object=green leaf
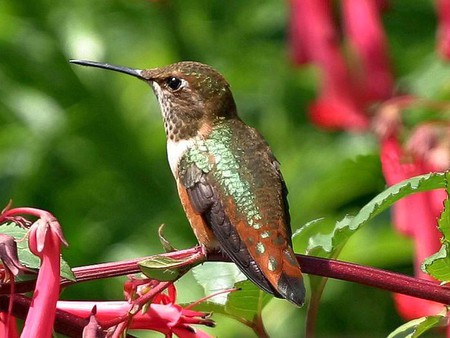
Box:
[422,244,450,283]
[387,310,448,338]
[192,262,246,305]
[224,280,272,322]
[292,218,325,240]
[308,172,446,259]
[158,224,177,252]
[192,263,272,323]
[139,254,203,282]
[190,280,272,323]
[61,258,76,281]
[422,172,450,282]
[187,300,229,318]
[0,222,76,281]
[436,186,450,240]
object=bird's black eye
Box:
[166,77,182,91]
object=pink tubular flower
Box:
[0,312,19,338]
[0,207,68,338]
[436,0,450,60]
[0,233,30,338]
[342,0,394,102]
[19,211,67,338]
[309,96,369,131]
[380,135,446,320]
[381,136,425,236]
[394,294,444,321]
[57,284,214,337]
[289,0,369,130]
[288,0,313,65]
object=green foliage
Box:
[387,310,448,338]
[191,279,272,335]
[304,172,446,259]
[224,280,272,322]
[139,254,203,282]
[422,244,450,283]
[422,173,450,282]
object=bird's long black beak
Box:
[69,59,145,80]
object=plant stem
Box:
[296,254,450,304]
[253,311,270,338]
[2,249,450,337]
[64,251,450,305]
[304,276,328,338]
[2,249,450,306]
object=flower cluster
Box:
[0,207,214,337]
[289,0,393,130]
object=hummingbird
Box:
[70,59,306,306]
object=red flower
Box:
[0,207,67,338]
[22,214,67,338]
[436,0,450,60]
[57,284,214,337]
[380,135,446,320]
[394,294,444,320]
[289,0,371,130]
[309,96,369,131]
[0,312,19,338]
[342,0,393,102]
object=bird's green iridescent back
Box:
[180,119,289,236]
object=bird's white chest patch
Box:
[166,139,195,177]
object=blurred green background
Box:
[0,0,447,336]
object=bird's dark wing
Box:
[179,162,278,296]
[271,158,292,243]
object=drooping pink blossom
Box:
[20,213,67,338]
[393,294,444,321]
[57,291,214,337]
[58,281,214,336]
[342,0,394,102]
[309,96,369,131]
[289,0,369,131]
[288,0,318,65]
[436,0,450,60]
[381,136,424,236]
[0,234,27,338]
[0,207,68,338]
[0,312,19,338]
[406,122,450,172]
[380,135,446,319]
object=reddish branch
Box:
[297,255,450,304]
[1,248,449,304]
[1,248,449,337]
